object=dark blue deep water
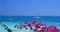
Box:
[0,16,60,22]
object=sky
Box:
[0,0,60,16]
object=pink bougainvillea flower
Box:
[34,29,38,32]
[14,20,59,32]
[32,20,37,24]
[24,22,28,24]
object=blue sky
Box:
[0,0,60,16]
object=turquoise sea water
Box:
[0,16,60,32]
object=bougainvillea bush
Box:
[14,20,59,32]
[0,20,60,32]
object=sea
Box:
[0,16,60,32]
